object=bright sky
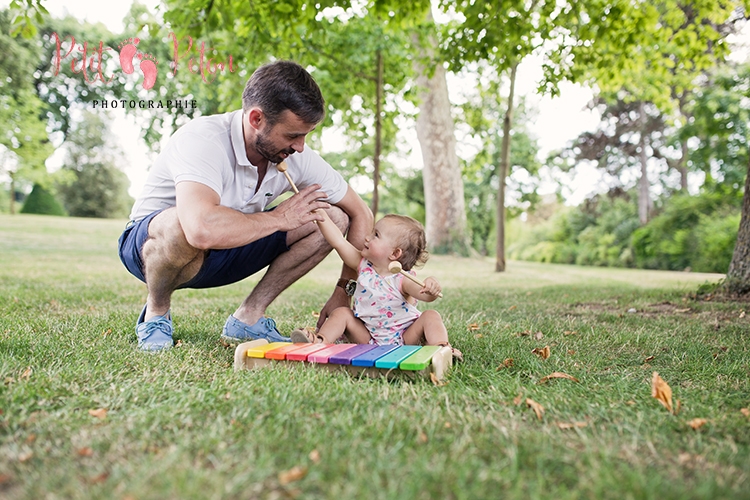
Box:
[15,0,750,203]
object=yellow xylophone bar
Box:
[233,340,453,382]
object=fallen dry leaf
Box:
[474,333,484,339]
[534,332,544,340]
[740,408,749,418]
[77,447,94,457]
[675,399,682,415]
[25,434,36,444]
[539,372,579,384]
[18,451,33,463]
[444,422,452,428]
[526,398,545,420]
[644,355,655,363]
[174,339,183,347]
[531,346,551,360]
[468,323,480,331]
[308,449,320,463]
[651,372,673,413]
[556,421,587,430]
[567,350,576,355]
[675,308,691,313]
[430,372,447,387]
[417,432,428,444]
[311,311,320,318]
[20,366,32,380]
[102,329,112,337]
[513,392,523,406]
[278,465,308,485]
[563,331,577,336]
[88,408,108,419]
[508,305,517,311]
[740,310,746,319]
[518,330,531,337]
[496,358,514,371]
[688,418,708,430]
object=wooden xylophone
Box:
[233,340,453,382]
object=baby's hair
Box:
[381,214,428,271]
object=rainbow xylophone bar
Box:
[233,340,453,382]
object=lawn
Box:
[1,214,748,500]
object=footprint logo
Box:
[137,53,158,90]
[117,38,140,74]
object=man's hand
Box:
[273,184,330,231]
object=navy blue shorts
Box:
[117,209,290,289]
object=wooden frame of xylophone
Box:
[234,340,453,382]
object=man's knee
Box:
[327,205,350,235]
[143,208,202,264]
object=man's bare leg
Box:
[140,208,206,321]
[232,205,349,325]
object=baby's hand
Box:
[421,277,442,297]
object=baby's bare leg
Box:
[402,310,448,346]
[317,306,371,344]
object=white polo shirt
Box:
[129,110,349,221]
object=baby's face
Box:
[362,218,400,265]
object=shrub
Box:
[20,184,66,216]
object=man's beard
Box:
[255,131,295,164]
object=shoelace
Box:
[139,317,172,341]
[261,318,277,331]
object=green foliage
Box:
[19,183,66,215]
[510,190,740,273]
[632,192,741,273]
[55,112,133,219]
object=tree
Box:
[56,112,133,218]
[20,183,65,215]
[0,9,53,214]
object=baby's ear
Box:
[390,248,403,260]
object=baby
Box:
[291,212,462,360]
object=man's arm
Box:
[175,181,330,250]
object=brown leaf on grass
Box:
[278,465,308,485]
[88,408,108,419]
[518,330,531,337]
[430,372,447,387]
[496,358,514,371]
[556,421,588,430]
[567,350,576,355]
[468,323,480,331]
[740,408,749,418]
[18,451,33,463]
[311,311,320,318]
[25,434,36,444]
[534,331,544,340]
[644,355,655,363]
[563,330,577,336]
[20,366,32,380]
[651,372,673,413]
[102,329,112,337]
[688,418,708,430]
[308,449,321,463]
[508,305,517,311]
[513,392,523,406]
[474,334,484,339]
[77,447,94,457]
[526,398,545,420]
[739,310,746,319]
[531,346,551,360]
[538,372,579,384]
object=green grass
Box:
[1,214,749,500]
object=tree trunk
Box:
[496,62,518,272]
[638,101,651,224]
[679,140,688,191]
[372,49,383,217]
[10,175,16,215]
[726,160,750,294]
[414,32,469,254]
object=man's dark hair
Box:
[242,60,325,126]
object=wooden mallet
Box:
[276,161,299,194]
[388,261,443,298]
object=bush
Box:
[20,184,66,216]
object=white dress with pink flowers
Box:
[352,258,421,345]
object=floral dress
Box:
[352,258,421,345]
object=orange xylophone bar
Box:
[233,340,453,382]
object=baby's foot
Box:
[137,53,158,90]
[117,38,140,74]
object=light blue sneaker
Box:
[136,305,173,351]
[221,315,290,345]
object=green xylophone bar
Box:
[233,340,453,382]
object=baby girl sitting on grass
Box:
[291,211,462,361]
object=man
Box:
[118,60,372,351]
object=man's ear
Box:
[247,108,264,131]
[390,248,403,261]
